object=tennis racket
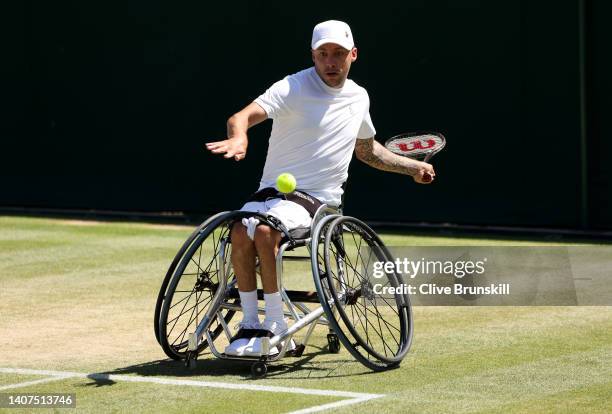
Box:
[384,131,446,182]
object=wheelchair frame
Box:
[154,204,413,377]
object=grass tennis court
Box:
[1,216,611,413]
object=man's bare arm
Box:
[206,102,268,161]
[354,137,436,184]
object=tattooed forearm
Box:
[354,138,424,176]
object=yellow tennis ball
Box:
[276,173,296,193]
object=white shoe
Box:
[241,319,296,356]
[224,321,261,356]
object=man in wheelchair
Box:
[205,20,435,357]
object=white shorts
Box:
[240,199,312,230]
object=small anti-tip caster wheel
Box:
[327,333,341,353]
[293,344,306,357]
[251,361,267,378]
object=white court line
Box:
[0,368,384,413]
[0,375,72,391]
[286,395,379,414]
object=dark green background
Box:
[2,1,611,230]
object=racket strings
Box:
[385,133,445,160]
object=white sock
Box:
[239,290,259,326]
[263,292,285,326]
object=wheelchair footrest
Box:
[227,288,320,303]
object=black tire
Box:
[157,211,250,360]
[313,216,413,371]
[327,333,341,353]
[251,361,267,377]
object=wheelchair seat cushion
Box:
[279,226,311,245]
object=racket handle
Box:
[424,151,433,163]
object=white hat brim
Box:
[312,37,353,51]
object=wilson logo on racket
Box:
[395,139,436,153]
[384,132,446,162]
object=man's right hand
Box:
[205,135,248,161]
[412,161,436,184]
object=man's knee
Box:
[253,225,280,251]
[231,222,252,249]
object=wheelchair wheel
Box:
[154,211,230,344]
[157,211,242,360]
[313,216,413,371]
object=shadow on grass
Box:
[85,345,380,386]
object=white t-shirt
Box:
[254,67,376,206]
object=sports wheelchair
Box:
[154,204,413,377]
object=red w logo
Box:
[397,139,435,152]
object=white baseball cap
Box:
[311,20,354,51]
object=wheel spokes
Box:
[164,222,233,351]
[324,217,408,364]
